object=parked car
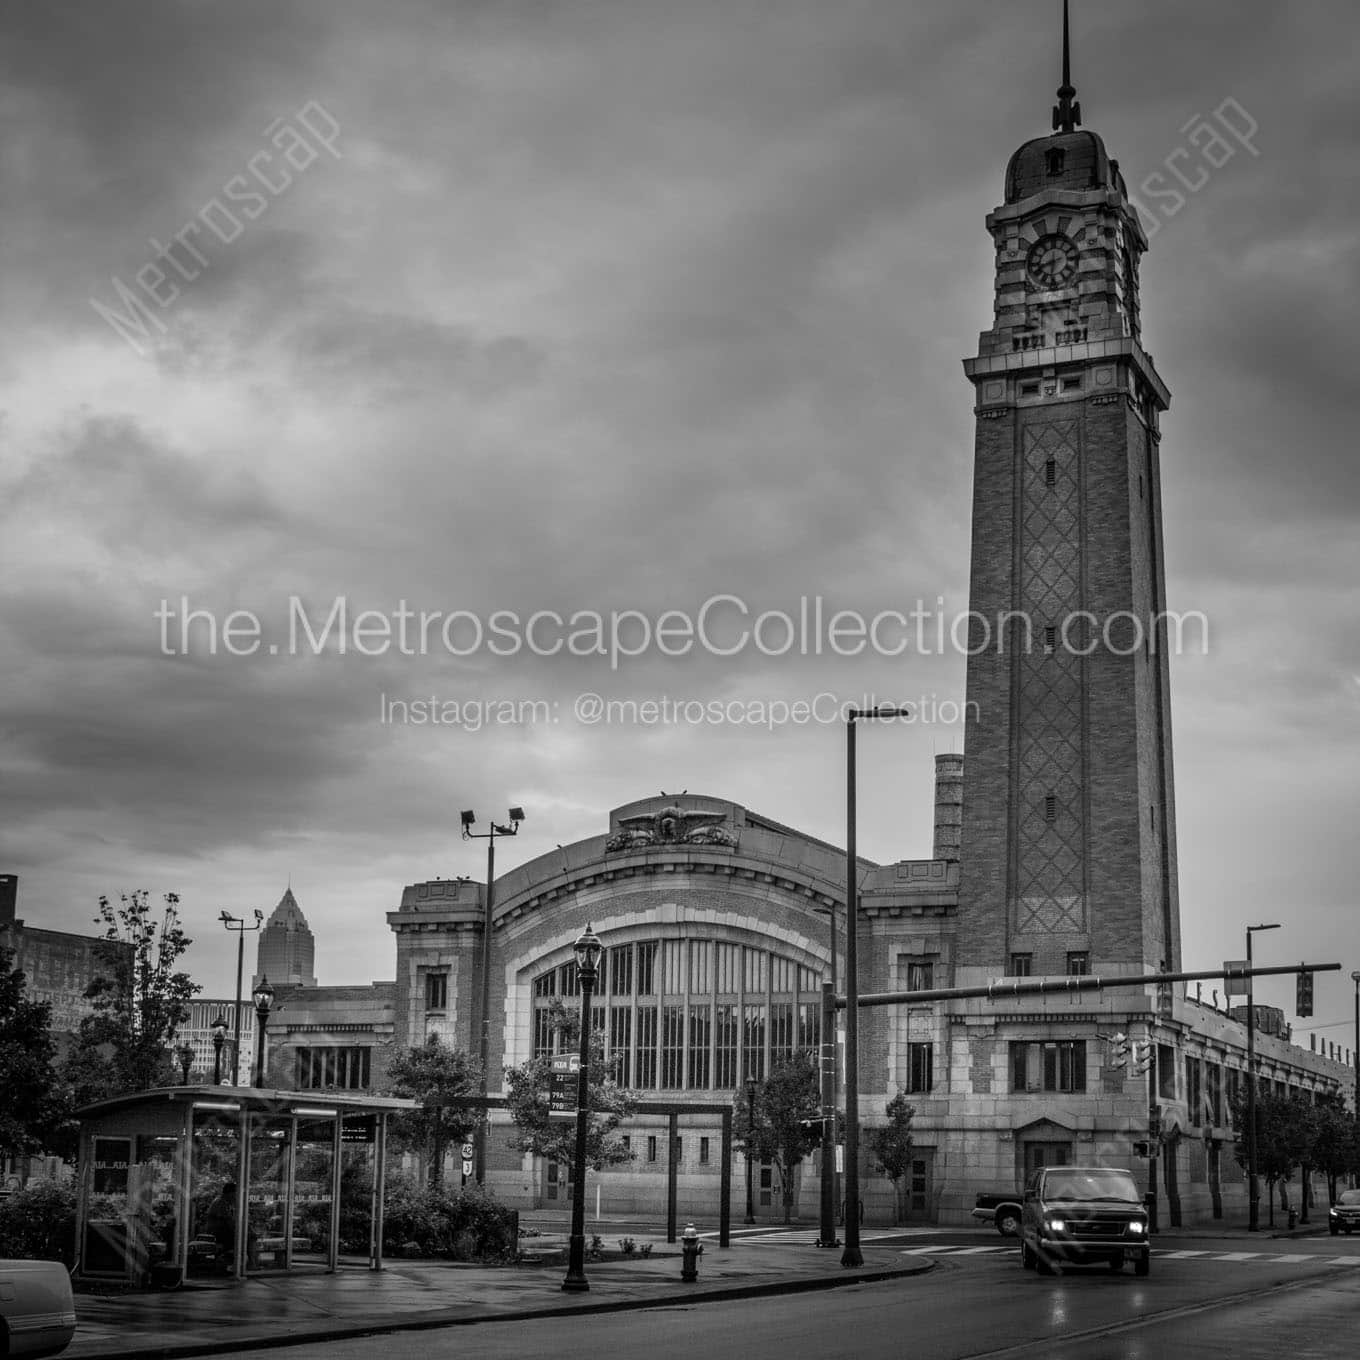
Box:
[0,1259,77,1357]
[1019,1166,1150,1277]
[1328,1188,1360,1236]
[971,1192,1023,1236]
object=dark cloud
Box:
[1,0,1356,1002]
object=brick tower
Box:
[956,5,1180,981]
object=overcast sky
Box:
[2,1,1357,1035]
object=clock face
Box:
[1026,234,1080,289]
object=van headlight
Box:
[1045,1217,1065,1233]
[1127,1221,1147,1235]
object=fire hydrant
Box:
[1288,1207,1297,1230]
[680,1222,703,1281]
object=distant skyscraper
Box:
[253,887,317,988]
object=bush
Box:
[0,1181,77,1266]
[379,1176,516,1262]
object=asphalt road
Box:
[229,1230,1360,1360]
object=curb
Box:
[68,1258,938,1360]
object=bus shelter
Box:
[74,1086,419,1287]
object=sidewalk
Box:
[65,1227,935,1360]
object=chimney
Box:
[932,753,964,861]
[0,874,16,929]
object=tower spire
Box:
[1052,0,1082,133]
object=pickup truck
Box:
[970,1192,1022,1236]
[0,1259,77,1357]
[1019,1166,1150,1276]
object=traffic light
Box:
[1133,1140,1150,1158]
[1296,969,1314,1018]
[1134,1040,1154,1075]
[1109,1032,1129,1066]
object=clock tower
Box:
[956,4,1180,981]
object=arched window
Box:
[530,937,823,1090]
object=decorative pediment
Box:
[605,804,738,853]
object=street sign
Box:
[461,1159,473,1177]
[460,1142,474,1160]
[1223,960,1250,998]
[549,1053,580,1119]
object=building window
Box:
[1010,953,1033,977]
[1021,381,1040,395]
[1206,1061,1222,1125]
[424,972,447,1011]
[1187,1057,1202,1125]
[688,1005,712,1088]
[610,945,633,997]
[699,1136,710,1165]
[1011,1040,1085,1093]
[1061,376,1080,391]
[622,1135,631,1154]
[906,1042,934,1094]
[295,1046,371,1091]
[530,939,821,1093]
[1044,793,1057,823]
[714,1003,739,1088]
[1044,625,1056,653]
[1158,1045,1178,1101]
[647,1135,657,1163]
[1045,458,1056,487]
[1066,952,1088,976]
[1045,148,1065,175]
[906,960,933,992]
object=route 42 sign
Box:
[549,1054,580,1118]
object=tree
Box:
[0,948,60,1162]
[1230,1089,1311,1225]
[1309,1091,1360,1206]
[737,1053,823,1224]
[869,1093,916,1224]
[59,891,200,1104]
[503,1000,635,1170]
[386,1036,482,1187]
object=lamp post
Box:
[252,976,274,1089]
[462,806,525,1185]
[562,924,602,1293]
[211,1015,228,1085]
[220,909,264,1084]
[842,705,906,1268]
[744,1077,758,1225]
[176,1042,195,1085]
[1246,923,1280,1231]
[1351,971,1360,1121]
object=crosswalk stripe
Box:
[953,1245,1010,1255]
[898,1245,961,1254]
[1157,1250,1211,1258]
[1201,1251,1262,1260]
[1327,1256,1360,1266]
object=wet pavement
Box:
[64,1214,1343,1359]
[65,1222,934,1359]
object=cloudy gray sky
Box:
[2,1,1357,1033]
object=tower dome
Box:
[1003,1,1128,206]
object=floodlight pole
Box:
[463,807,525,1185]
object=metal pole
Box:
[1352,972,1360,1118]
[817,982,838,1247]
[234,931,245,1083]
[475,833,496,1186]
[841,717,862,1267]
[562,968,595,1292]
[1246,929,1259,1232]
[744,1083,756,1224]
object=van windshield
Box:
[1043,1169,1140,1203]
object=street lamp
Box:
[562,924,602,1294]
[744,1077,758,1225]
[463,806,525,1185]
[1246,923,1280,1232]
[211,1015,228,1085]
[220,909,264,1083]
[176,1042,195,1085]
[842,705,906,1268]
[252,976,274,1088]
